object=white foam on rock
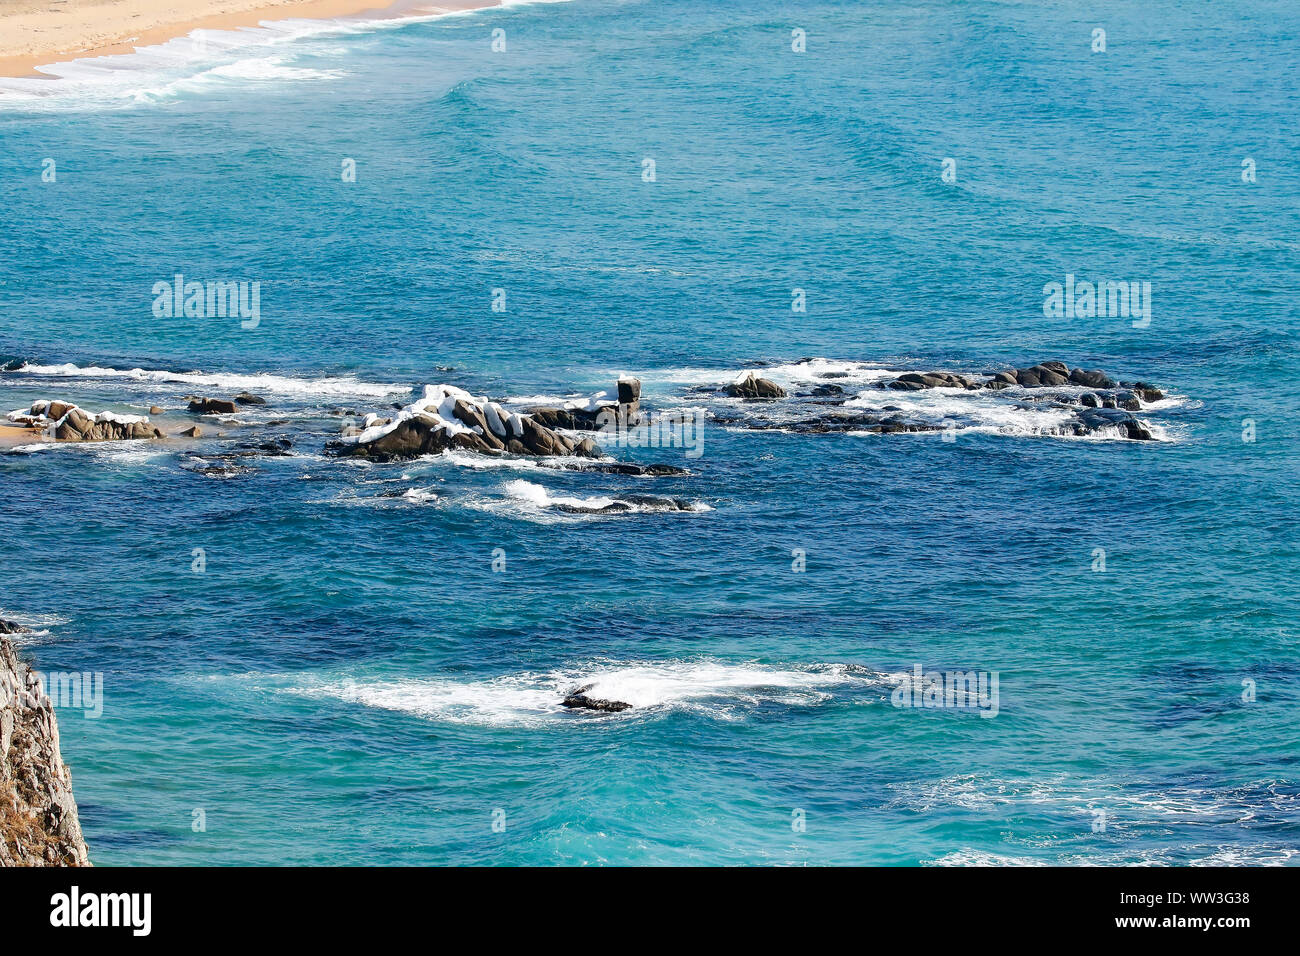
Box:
[339,384,518,446]
[285,659,887,727]
[494,479,712,518]
[8,401,151,438]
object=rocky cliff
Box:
[0,621,91,866]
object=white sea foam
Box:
[399,486,439,504]
[287,659,885,727]
[312,485,442,508]
[3,437,167,463]
[484,479,712,520]
[8,361,407,400]
[889,773,1296,825]
[0,2,573,110]
[929,844,1298,867]
[759,357,898,386]
[928,851,1049,867]
[425,450,542,470]
[0,609,65,644]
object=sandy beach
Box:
[0,423,43,448]
[0,0,498,77]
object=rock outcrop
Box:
[562,686,632,713]
[717,360,1165,441]
[724,370,787,399]
[527,377,643,431]
[6,402,163,442]
[187,397,238,415]
[330,385,603,463]
[1,623,91,867]
[888,371,980,391]
[982,361,1115,390]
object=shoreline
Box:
[0,0,501,79]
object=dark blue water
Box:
[1,0,1297,864]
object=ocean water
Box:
[1,0,1298,865]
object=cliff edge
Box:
[0,621,91,866]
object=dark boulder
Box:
[1069,368,1116,389]
[985,361,1072,388]
[187,397,238,415]
[233,392,266,406]
[552,462,688,476]
[724,371,787,399]
[1123,381,1165,403]
[1079,408,1153,441]
[528,377,644,432]
[561,687,632,713]
[528,407,599,431]
[887,371,979,391]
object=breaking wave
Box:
[283,659,890,727]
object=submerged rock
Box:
[549,462,688,477]
[551,493,695,514]
[1,628,91,866]
[233,392,266,406]
[182,460,256,478]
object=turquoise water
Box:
[1,0,1298,865]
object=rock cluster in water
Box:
[724,370,787,399]
[0,621,91,867]
[6,401,163,442]
[330,381,648,463]
[528,376,644,430]
[186,392,266,414]
[716,359,1164,441]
